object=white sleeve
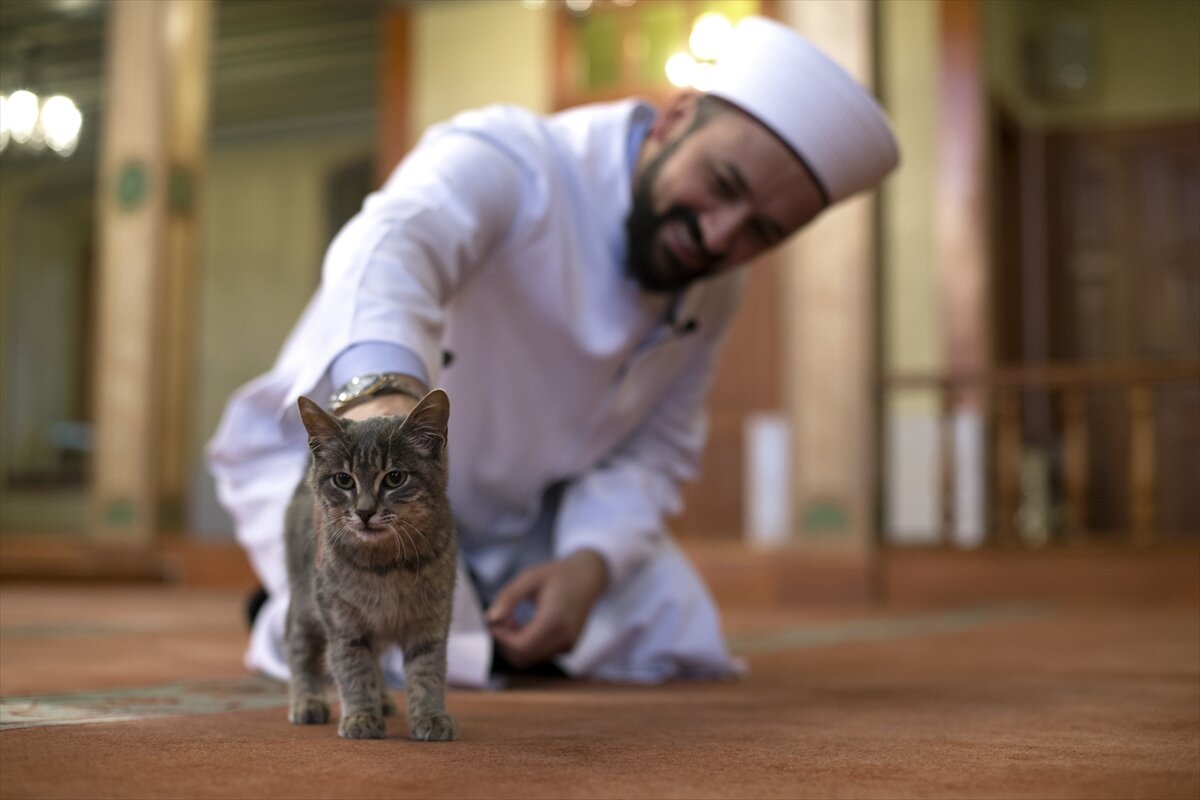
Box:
[316,125,537,386]
[551,304,738,587]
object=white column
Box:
[90,0,212,542]
[158,0,213,533]
[780,0,880,555]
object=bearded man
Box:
[209,16,900,687]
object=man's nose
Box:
[699,202,751,257]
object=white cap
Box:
[708,16,900,205]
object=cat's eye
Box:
[383,470,408,489]
[331,472,355,490]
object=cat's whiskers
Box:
[397,521,432,572]
[315,515,341,548]
[385,519,409,566]
[399,520,432,554]
[318,515,354,551]
[391,520,420,571]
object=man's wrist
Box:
[330,372,429,416]
[565,548,610,592]
[339,393,420,421]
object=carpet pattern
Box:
[2,604,1050,732]
[1,567,1198,799]
[1,677,286,731]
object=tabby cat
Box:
[285,390,458,741]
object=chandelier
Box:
[0,89,83,157]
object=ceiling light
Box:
[7,90,40,144]
[0,90,83,157]
[42,95,83,155]
[689,13,734,62]
[665,53,697,89]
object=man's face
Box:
[626,95,826,294]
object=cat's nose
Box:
[356,510,373,526]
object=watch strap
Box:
[329,373,426,414]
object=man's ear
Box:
[648,90,700,144]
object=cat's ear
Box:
[400,389,449,458]
[297,396,344,453]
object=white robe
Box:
[208,100,747,687]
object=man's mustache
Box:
[656,205,719,269]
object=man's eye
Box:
[712,173,735,198]
[383,470,408,489]
[331,473,355,490]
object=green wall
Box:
[984,0,1200,128]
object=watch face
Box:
[336,374,377,406]
[332,373,416,410]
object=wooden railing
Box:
[884,360,1200,548]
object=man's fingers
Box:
[487,556,601,669]
[485,565,545,625]
[492,607,564,669]
[489,566,565,668]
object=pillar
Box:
[90,0,212,542]
[780,0,881,555]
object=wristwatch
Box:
[329,373,425,414]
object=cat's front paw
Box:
[338,711,387,740]
[289,696,330,725]
[409,712,458,742]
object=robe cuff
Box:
[329,341,430,393]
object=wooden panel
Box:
[1047,123,1200,534]
[1129,385,1157,543]
[676,255,784,539]
[375,7,411,186]
[938,0,990,403]
[1060,389,1089,542]
[886,362,1200,543]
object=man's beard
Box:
[624,147,717,294]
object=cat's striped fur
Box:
[284,390,458,741]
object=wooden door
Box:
[995,117,1200,535]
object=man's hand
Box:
[486,550,609,670]
[339,393,420,421]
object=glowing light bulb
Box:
[0,94,9,152]
[665,52,697,89]
[7,90,40,144]
[42,94,82,155]
[689,12,733,62]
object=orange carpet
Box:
[1,551,1198,799]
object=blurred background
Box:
[0,0,1196,592]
